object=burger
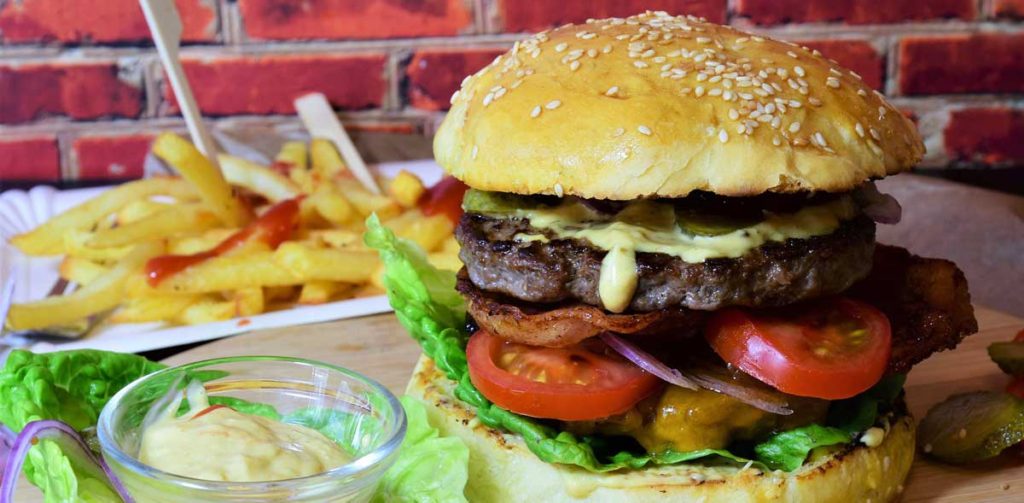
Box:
[388,11,977,502]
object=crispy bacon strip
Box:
[458,271,705,348]
[848,245,978,374]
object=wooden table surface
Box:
[16,306,1024,501]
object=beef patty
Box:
[457,213,876,311]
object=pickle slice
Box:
[462,189,545,214]
[988,342,1024,376]
[674,208,764,236]
[917,391,1024,464]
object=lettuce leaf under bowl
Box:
[0,350,163,503]
[364,215,905,473]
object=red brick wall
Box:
[0,0,1021,185]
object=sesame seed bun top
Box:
[433,11,925,198]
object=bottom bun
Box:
[406,354,914,503]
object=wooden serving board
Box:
[14,307,1024,501]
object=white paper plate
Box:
[0,159,443,354]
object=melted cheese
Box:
[499,197,856,312]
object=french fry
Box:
[297,281,348,304]
[152,133,251,227]
[11,177,196,256]
[310,138,346,177]
[168,228,236,255]
[111,294,200,323]
[276,141,308,171]
[389,170,427,208]
[336,178,401,219]
[59,257,110,286]
[427,250,463,272]
[384,210,454,252]
[232,287,264,316]
[264,285,297,303]
[7,241,164,330]
[273,242,379,283]
[307,229,363,249]
[176,297,236,325]
[63,230,134,262]
[218,154,301,203]
[352,284,385,298]
[116,200,172,226]
[154,251,303,293]
[87,204,219,248]
[308,184,355,225]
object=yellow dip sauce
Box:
[139,383,349,482]
[476,195,856,313]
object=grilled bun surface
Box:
[407,355,914,503]
[434,11,924,199]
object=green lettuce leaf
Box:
[753,424,850,471]
[372,396,470,503]
[0,349,164,503]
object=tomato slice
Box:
[705,298,892,400]
[420,176,468,225]
[466,330,661,421]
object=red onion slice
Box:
[599,333,792,415]
[1,420,133,503]
[856,183,902,224]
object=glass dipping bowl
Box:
[97,356,406,503]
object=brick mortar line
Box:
[2,95,1020,136]
[3,22,1023,65]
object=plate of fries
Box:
[0,133,458,354]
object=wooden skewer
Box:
[139,0,220,163]
[294,93,382,195]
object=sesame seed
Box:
[878,106,887,117]
[739,92,754,100]
[555,42,568,52]
[809,97,822,106]
[638,125,652,136]
[545,100,561,110]
[719,129,729,143]
[471,145,478,159]
[850,70,863,80]
[554,183,564,197]
[773,136,782,146]
[855,123,865,137]
[814,132,827,147]
[723,90,734,101]
[642,49,656,58]
[530,106,541,118]
[794,66,806,77]
[653,56,667,63]
[857,89,868,97]
[787,51,799,59]
[870,127,881,140]
[752,36,764,42]
[697,36,711,44]
[569,60,581,71]
[789,100,802,108]
[633,60,649,69]
[826,77,841,88]
[729,109,739,120]
[510,79,523,89]
[695,86,705,97]
[708,88,723,96]
[789,122,802,133]
[581,32,596,40]
[482,93,494,106]
[530,48,541,58]
[602,44,613,54]
[606,86,619,96]
[771,116,781,128]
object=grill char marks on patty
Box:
[456,213,877,312]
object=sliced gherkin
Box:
[917,391,1024,464]
[674,207,765,236]
[988,342,1024,376]
[461,189,545,214]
